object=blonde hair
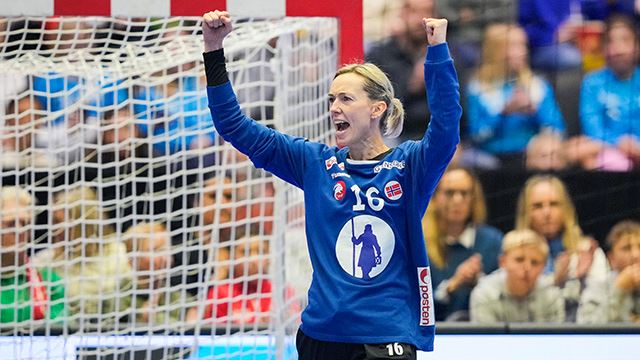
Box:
[123,221,168,252]
[502,228,549,258]
[476,23,533,89]
[423,167,488,268]
[53,186,115,257]
[515,175,582,252]
[335,63,405,138]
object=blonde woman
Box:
[33,186,132,323]
[466,23,565,165]
[515,175,608,321]
[423,167,502,321]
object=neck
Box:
[613,67,635,81]
[444,221,467,238]
[349,136,389,161]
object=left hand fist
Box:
[422,18,448,46]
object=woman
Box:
[515,175,608,322]
[580,14,640,168]
[466,23,565,167]
[202,10,460,358]
[423,167,502,321]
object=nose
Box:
[330,100,341,114]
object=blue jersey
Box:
[207,43,461,351]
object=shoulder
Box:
[472,270,505,301]
[37,268,63,283]
[475,224,503,241]
[582,69,610,86]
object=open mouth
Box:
[335,121,350,132]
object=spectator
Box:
[423,167,503,321]
[1,186,65,323]
[366,0,436,142]
[85,102,169,232]
[435,0,517,68]
[122,221,193,325]
[577,220,640,323]
[518,0,583,70]
[466,23,566,169]
[579,14,640,168]
[470,229,565,323]
[199,235,296,325]
[515,175,608,321]
[525,130,569,171]
[32,186,132,323]
[1,95,56,169]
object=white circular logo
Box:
[335,215,395,279]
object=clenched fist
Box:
[422,18,448,46]
[202,10,233,52]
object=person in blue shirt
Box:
[580,14,640,168]
[201,10,461,359]
[466,23,566,168]
[422,167,503,321]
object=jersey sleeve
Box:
[207,83,314,188]
[409,43,462,200]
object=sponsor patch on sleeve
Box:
[417,267,435,326]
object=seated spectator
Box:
[365,0,435,142]
[518,0,583,70]
[577,220,640,323]
[435,0,517,68]
[525,130,569,171]
[122,221,193,325]
[1,186,65,323]
[85,102,169,232]
[579,14,640,169]
[200,235,295,325]
[1,94,55,169]
[32,186,132,323]
[515,175,608,321]
[466,23,565,168]
[133,65,215,156]
[470,229,565,323]
[423,167,503,321]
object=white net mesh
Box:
[0,15,337,359]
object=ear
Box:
[370,100,387,120]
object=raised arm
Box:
[202,11,311,188]
[412,18,461,197]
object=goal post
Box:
[0,1,362,359]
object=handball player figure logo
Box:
[351,224,382,280]
[202,8,460,358]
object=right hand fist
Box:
[422,18,448,46]
[202,10,233,51]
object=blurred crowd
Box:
[1,0,640,332]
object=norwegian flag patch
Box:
[384,181,403,200]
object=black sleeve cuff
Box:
[203,49,229,86]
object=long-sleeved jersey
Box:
[206,43,461,351]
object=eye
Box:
[328,96,335,104]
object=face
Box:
[528,181,565,240]
[129,232,172,289]
[501,245,546,298]
[606,24,638,77]
[0,200,32,268]
[3,97,37,151]
[506,28,529,73]
[103,107,138,159]
[401,0,435,44]
[201,177,247,226]
[435,170,474,226]
[232,238,269,278]
[526,136,567,171]
[609,233,640,272]
[329,73,381,149]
